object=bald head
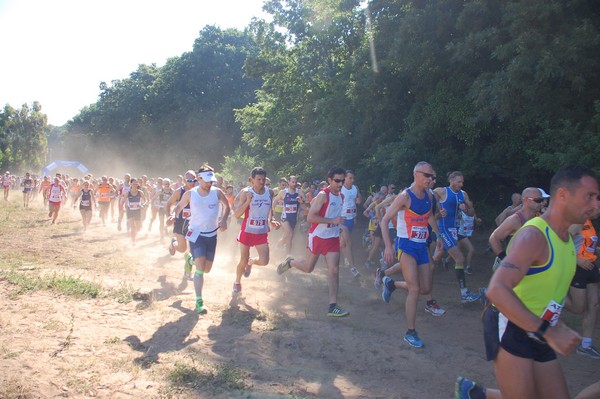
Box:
[521,187,541,199]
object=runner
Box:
[39,176,51,207]
[274,175,307,256]
[489,188,544,271]
[378,162,444,347]
[457,164,599,399]
[340,170,363,277]
[567,207,600,359]
[48,176,66,224]
[233,167,280,296]
[96,176,113,226]
[172,165,230,313]
[457,207,482,275]
[276,166,350,317]
[21,172,34,208]
[73,180,95,232]
[153,178,173,239]
[165,170,197,277]
[494,192,522,226]
[2,171,11,201]
[122,178,146,246]
[433,171,480,303]
[117,174,132,231]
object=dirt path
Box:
[0,194,597,398]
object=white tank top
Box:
[309,188,343,239]
[49,184,63,202]
[341,185,358,220]
[242,187,271,234]
[189,187,220,237]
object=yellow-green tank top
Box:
[509,217,576,320]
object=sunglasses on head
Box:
[528,197,545,203]
[333,178,345,183]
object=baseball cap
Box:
[537,188,550,198]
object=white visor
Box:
[198,171,217,182]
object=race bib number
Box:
[185,228,200,243]
[81,200,90,207]
[540,300,563,326]
[345,208,357,215]
[284,204,297,213]
[181,209,191,219]
[449,228,458,240]
[100,192,109,199]
[409,226,428,243]
[129,202,141,210]
[249,218,267,227]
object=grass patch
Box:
[0,270,101,299]
[0,377,34,399]
[167,359,248,394]
[106,282,137,304]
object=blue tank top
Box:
[282,190,299,222]
[439,186,464,229]
[176,186,191,220]
[406,188,431,215]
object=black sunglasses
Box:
[527,197,545,203]
[416,171,435,179]
[333,178,345,183]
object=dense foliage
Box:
[0,102,48,173]
[4,0,599,213]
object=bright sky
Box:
[0,0,268,126]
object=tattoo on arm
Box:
[498,261,520,271]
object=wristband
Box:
[498,250,506,259]
[438,233,445,239]
[528,319,550,343]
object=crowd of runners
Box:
[2,162,600,398]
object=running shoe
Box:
[350,267,360,278]
[403,330,424,348]
[327,305,349,317]
[232,282,242,296]
[454,376,477,399]
[382,276,396,303]
[465,265,473,275]
[169,237,177,256]
[576,345,600,359]
[277,256,293,275]
[243,264,252,278]
[460,290,481,303]
[195,298,207,314]
[425,300,446,316]
[374,267,384,290]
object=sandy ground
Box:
[0,192,598,398]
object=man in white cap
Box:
[173,165,230,313]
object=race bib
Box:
[540,300,563,327]
[100,192,109,199]
[585,236,598,254]
[129,202,141,210]
[249,218,267,227]
[81,200,90,207]
[449,228,458,240]
[181,209,191,219]
[409,226,428,243]
[185,228,201,243]
[284,204,297,213]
